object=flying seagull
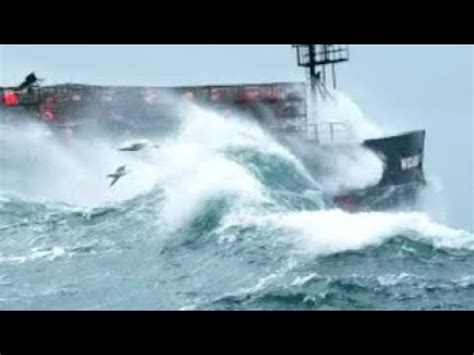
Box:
[107,165,127,187]
[117,139,160,152]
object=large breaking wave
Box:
[0,93,472,310]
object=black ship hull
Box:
[333,130,426,211]
[273,129,426,212]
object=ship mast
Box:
[293,45,349,137]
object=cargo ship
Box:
[0,45,426,211]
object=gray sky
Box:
[1,45,472,230]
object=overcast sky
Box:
[1,45,472,230]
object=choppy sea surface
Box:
[1,101,473,310]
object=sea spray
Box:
[0,95,471,310]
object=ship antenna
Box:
[293,45,349,139]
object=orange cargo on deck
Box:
[2,91,20,106]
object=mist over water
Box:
[0,94,473,310]
[313,91,383,142]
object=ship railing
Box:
[305,122,353,144]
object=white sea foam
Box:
[273,209,474,255]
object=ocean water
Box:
[0,101,473,310]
